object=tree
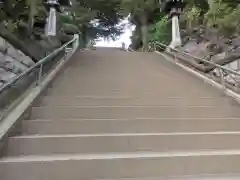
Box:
[204,0,240,38]
[184,6,201,30]
[0,0,126,57]
[185,0,209,11]
[149,15,171,45]
[25,0,47,34]
[121,0,159,51]
[59,0,124,47]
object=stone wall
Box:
[0,37,35,87]
[180,37,240,86]
[181,37,240,67]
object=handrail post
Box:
[37,64,43,85]
[173,48,177,60]
[153,43,156,51]
[64,47,68,59]
[73,34,79,50]
[218,67,226,91]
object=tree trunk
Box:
[27,0,38,36]
[28,4,34,35]
[81,27,88,48]
[140,14,148,52]
[207,0,213,9]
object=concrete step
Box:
[72,175,240,180]
[2,50,240,180]
[36,96,235,107]
[166,175,240,179]
[44,89,222,98]
[30,106,240,119]
[44,82,224,96]
[6,133,240,156]
[22,118,240,135]
[1,151,240,180]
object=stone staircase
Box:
[1,48,240,179]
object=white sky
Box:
[95,18,135,48]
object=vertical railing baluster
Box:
[37,64,43,85]
[218,68,226,91]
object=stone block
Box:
[0,37,7,53]
[0,68,16,82]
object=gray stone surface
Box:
[186,42,208,57]
[0,68,15,82]
[2,48,240,179]
[0,36,35,87]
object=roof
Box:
[161,0,186,13]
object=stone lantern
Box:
[161,0,186,48]
[44,0,72,36]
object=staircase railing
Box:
[151,41,240,97]
[0,34,79,120]
[127,46,135,52]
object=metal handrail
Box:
[0,35,79,93]
[152,41,240,77]
[127,44,136,52]
[151,41,240,93]
[127,47,135,52]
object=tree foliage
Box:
[204,0,240,37]
[149,16,171,45]
[2,0,240,53]
[184,6,201,29]
[0,0,125,59]
[147,0,240,48]
[121,0,159,51]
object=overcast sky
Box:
[95,18,135,48]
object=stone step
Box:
[1,151,240,180]
[6,133,240,156]
[36,96,235,107]
[30,106,240,119]
[2,49,240,180]
[22,118,240,135]
[44,84,224,96]
[71,175,240,180]
[44,90,222,98]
